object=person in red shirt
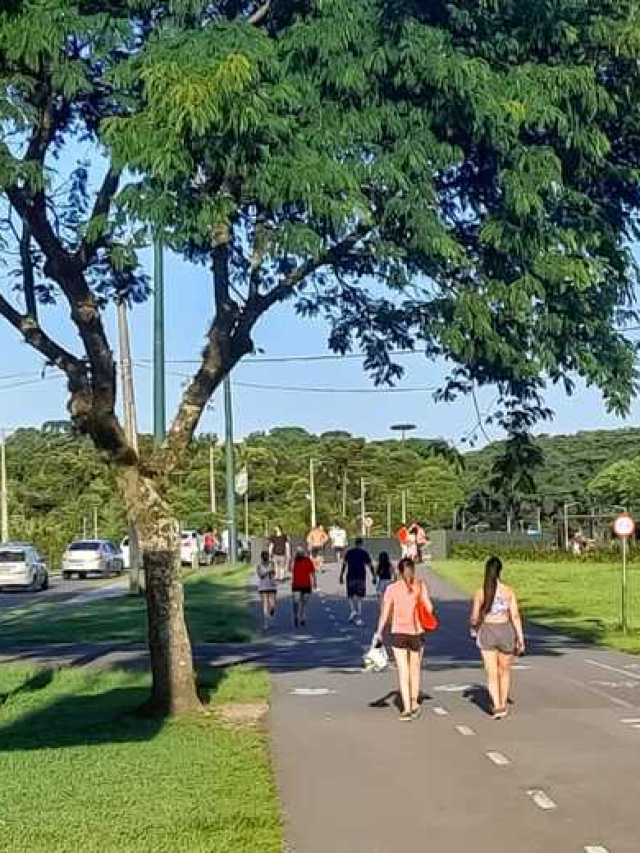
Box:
[291,548,317,628]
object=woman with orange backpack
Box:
[373,557,436,721]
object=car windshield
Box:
[0,550,25,563]
[68,542,101,552]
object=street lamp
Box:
[390,423,416,524]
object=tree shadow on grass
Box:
[0,664,245,753]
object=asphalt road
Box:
[267,563,640,853]
[0,574,125,610]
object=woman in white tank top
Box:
[470,556,525,719]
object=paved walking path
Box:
[3,563,640,851]
[266,563,640,853]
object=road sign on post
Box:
[613,512,635,634]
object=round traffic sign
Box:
[614,513,636,539]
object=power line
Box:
[134,349,429,366]
[234,381,438,394]
[0,375,63,392]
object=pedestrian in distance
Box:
[340,537,375,626]
[291,547,317,629]
[328,521,348,566]
[256,550,278,631]
[307,523,329,571]
[375,551,394,598]
[469,556,525,720]
[269,525,291,582]
[374,557,434,721]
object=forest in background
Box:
[4,423,640,567]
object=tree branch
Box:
[19,221,37,318]
[248,1,270,25]
[76,167,121,268]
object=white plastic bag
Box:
[363,638,389,672]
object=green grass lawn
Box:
[436,559,640,655]
[0,664,280,853]
[0,565,255,645]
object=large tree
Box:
[2,0,640,714]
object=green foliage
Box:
[451,542,636,564]
[466,427,640,522]
[3,426,465,558]
[588,458,640,506]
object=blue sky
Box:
[2,245,639,445]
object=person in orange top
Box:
[291,548,317,629]
[374,557,434,721]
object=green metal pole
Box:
[224,375,237,563]
[153,237,166,445]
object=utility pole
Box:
[360,478,366,537]
[93,506,98,539]
[341,468,348,519]
[401,488,407,525]
[386,495,392,538]
[117,301,142,594]
[309,459,317,528]
[224,375,237,563]
[0,431,8,542]
[209,444,217,515]
[153,237,166,444]
[244,468,250,542]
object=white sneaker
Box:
[348,612,357,623]
[355,617,363,627]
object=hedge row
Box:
[450,542,639,564]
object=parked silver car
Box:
[61,539,124,580]
[0,542,49,591]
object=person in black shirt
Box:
[268,526,291,581]
[340,537,375,626]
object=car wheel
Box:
[79,572,87,580]
[62,572,71,581]
[41,574,49,591]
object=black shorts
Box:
[292,586,312,596]
[346,578,366,598]
[310,547,322,558]
[391,633,424,652]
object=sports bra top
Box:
[487,587,511,618]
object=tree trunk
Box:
[117,466,202,716]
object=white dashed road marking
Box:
[290,688,337,696]
[433,707,449,716]
[585,847,610,853]
[620,718,640,724]
[455,725,475,736]
[527,790,557,810]
[486,751,510,766]
[433,684,472,693]
[585,659,640,681]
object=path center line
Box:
[527,789,557,810]
[486,751,510,766]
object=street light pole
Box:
[360,478,366,537]
[153,236,166,445]
[401,488,407,525]
[209,444,217,515]
[224,375,237,564]
[309,459,317,528]
[0,431,8,542]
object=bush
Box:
[450,542,638,563]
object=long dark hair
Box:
[377,551,391,577]
[480,556,502,620]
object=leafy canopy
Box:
[1,0,640,439]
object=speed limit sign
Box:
[614,513,636,539]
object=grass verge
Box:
[0,664,280,853]
[0,565,255,645]
[436,559,640,655]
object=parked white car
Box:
[61,540,124,580]
[0,543,49,591]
